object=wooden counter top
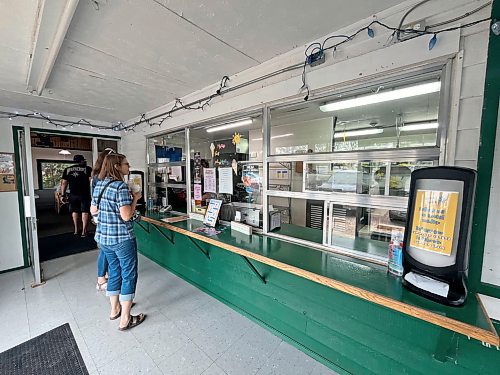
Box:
[138,213,499,346]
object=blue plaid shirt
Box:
[91,178,135,245]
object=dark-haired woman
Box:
[90,153,146,330]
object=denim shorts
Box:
[99,238,138,302]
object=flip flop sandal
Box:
[118,313,146,331]
[96,281,108,291]
[109,302,136,320]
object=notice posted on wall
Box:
[194,184,202,201]
[203,168,216,193]
[410,190,459,256]
[218,167,233,194]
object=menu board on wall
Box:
[0,153,16,192]
[409,190,459,256]
[218,167,233,194]
[203,168,216,193]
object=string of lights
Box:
[3,10,491,134]
[123,14,491,132]
[0,111,114,132]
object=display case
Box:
[188,114,264,228]
[146,130,188,214]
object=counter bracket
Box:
[187,237,210,259]
[241,256,267,284]
[151,223,175,245]
[433,330,458,363]
[136,221,151,234]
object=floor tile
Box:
[202,363,228,375]
[191,308,254,361]
[97,345,162,375]
[156,339,214,375]
[216,325,282,375]
[256,341,318,375]
[310,362,340,375]
[79,317,139,368]
[0,252,330,374]
[131,310,190,362]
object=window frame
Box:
[36,159,76,190]
[262,63,451,263]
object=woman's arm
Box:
[119,191,141,221]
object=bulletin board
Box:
[0,153,17,192]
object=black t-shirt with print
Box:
[62,164,92,197]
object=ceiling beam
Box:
[27,0,80,96]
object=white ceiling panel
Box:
[0,0,406,123]
[153,0,406,60]
[0,0,40,87]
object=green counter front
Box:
[134,213,500,374]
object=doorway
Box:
[31,132,119,262]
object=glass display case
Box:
[188,114,264,228]
[146,130,188,213]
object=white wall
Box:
[0,125,24,271]
[0,114,115,272]
[32,148,94,190]
[121,1,494,282]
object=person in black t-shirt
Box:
[61,155,92,237]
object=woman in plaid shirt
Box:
[91,153,146,330]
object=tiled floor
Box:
[0,250,338,375]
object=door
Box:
[18,128,43,286]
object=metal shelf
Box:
[148,182,187,189]
[148,161,185,167]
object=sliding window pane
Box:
[268,197,323,244]
[269,72,441,155]
[325,203,406,259]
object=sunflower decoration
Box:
[232,132,241,145]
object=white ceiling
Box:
[0,0,405,123]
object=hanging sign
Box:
[218,167,233,194]
[0,153,16,192]
[203,168,216,193]
[194,184,202,201]
[409,190,459,256]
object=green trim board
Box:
[141,213,498,346]
[478,283,500,300]
[12,126,29,268]
[0,265,28,275]
[135,217,500,374]
[469,2,500,293]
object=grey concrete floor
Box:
[0,250,339,375]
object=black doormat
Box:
[0,323,89,375]
[38,232,97,262]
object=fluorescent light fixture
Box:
[320,81,441,112]
[58,149,71,155]
[334,128,383,139]
[252,133,294,141]
[399,122,439,132]
[206,119,253,133]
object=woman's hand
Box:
[132,191,142,201]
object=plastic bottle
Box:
[388,229,404,276]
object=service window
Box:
[266,69,445,262]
